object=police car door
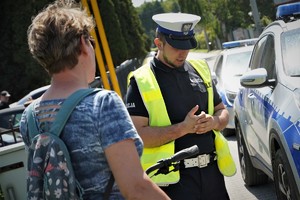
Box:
[245,35,275,166]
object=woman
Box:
[20,1,169,199]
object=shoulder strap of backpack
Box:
[27,101,39,140]
[27,88,100,140]
[50,88,100,136]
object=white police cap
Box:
[152,13,201,50]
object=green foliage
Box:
[111,0,149,61]
[98,0,128,66]
[0,0,148,101]
[157,0,275,46]
[0,0,277,102]
[179,0,202,16]
[163,0,180,12]
[259,0,276,21]
[98,0,150,65]
[0,0,50,102]
[261,16,273,27]
[138,2,165,48]
[195,33,205,49]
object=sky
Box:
[131,0,152,7]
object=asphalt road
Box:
[225,135,277,200]
[188,51,278,200]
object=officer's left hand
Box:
[194,111,215,134]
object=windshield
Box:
[282,28,300,77]
[222,51,252,78]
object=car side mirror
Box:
[240,68,275,88]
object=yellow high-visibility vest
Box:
[130,64,177,186]
[129,59,236,186]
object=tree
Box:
[111,0,149,60]
[252,0,275,28]
[0,0,276,101]
[178,0,215,50]
[0,0,50,102]
[0,0,148,101]
[163,0,180,12]
[98,0,128,66]
[138,2,165,48]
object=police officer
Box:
[126,13,231,200]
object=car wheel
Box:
[273,149,300,200]
[222,128,235,137]
[235,120,268,186]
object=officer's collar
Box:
[153,57,188,72]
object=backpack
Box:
[26,88,99,200]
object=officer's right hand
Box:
[182,105,202,134]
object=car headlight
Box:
[294,88,300,110]
[225,90,237,103]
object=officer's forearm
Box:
[131,115,190,148]
[136,123,188,148]
[212,108,229,131]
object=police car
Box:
[233,2,300,199]
[213,38,257,136]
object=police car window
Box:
[282,28,300,76]
[260,35,275,79]
[215,55,223,77]
[224,51,252,76]
[249,36,268,70]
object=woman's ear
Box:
[80,36,89,54]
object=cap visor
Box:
[165,37,197,50]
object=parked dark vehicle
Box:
[0,106,25,146]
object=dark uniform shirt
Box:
[126,57,222,155]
